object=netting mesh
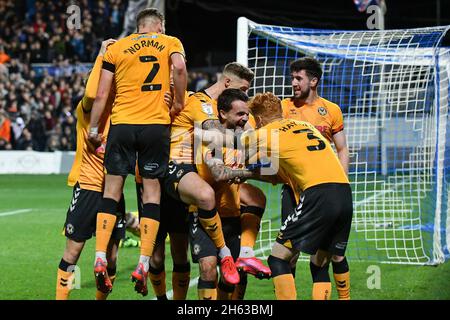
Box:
[241,20,450,264]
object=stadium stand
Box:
[0,0,215,151]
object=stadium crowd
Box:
[0,0,215,151]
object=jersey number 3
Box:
[140,55,161,92]
[293,128,326,151]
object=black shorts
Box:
[276,183,353,256]
[104,124,170,178]
[136,182,189,245]
[162,161,197,202]
[63,183,126,241]
[281,184,297,223]
[189,212,241,263]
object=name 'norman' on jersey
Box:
[103,32,185,125]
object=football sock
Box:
[310,261,331,300]
[232,271,247,300]
[268,255,296,300]
[172,263,191,300]
[239,246,254,258]
[139,255,150,273]
[272,274,296,300]
[198,209,225,250]
[240,206,264,251]
[55,259,75,300]
[95,198,118,253]
[217,279,235,300]
[95,267,116,300]
[332,257,350,300]
[149,264,167,300]
[218,246,232,260]
[140,203,161,257]
[198,279,217,300]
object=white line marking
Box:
[0,209,32,217]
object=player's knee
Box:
[196,187,215,210]
[331,255,345,263]
[150,252,165,269]
[331,256,349,274]
[149,263,165,276]
[267,255,291,277]
[199,257,217,281]
[251,187,266,208]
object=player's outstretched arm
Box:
[88,69,114,148]
[170,52,187,117]
[204,151,254,182]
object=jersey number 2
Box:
[140,55,161,91]
[293,128,326,151]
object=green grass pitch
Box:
[0,174,449,300]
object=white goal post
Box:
[237,17,450,265]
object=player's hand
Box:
[164,90,174,108]
[227,177,247,185]
[170,101,184,120]
[88,132,103,150]
[99,38,117,56]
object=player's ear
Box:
[219,109,227,120]
[224,76,231,88]
[310,77,318,89]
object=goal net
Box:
[237,17,450,265]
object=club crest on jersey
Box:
[318,107,327,116]
[201,103,214,116]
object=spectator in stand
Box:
[0,109,12,150]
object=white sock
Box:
[218,246,232,260]
[139,255,150,272]
[239,246,255,258]
[95,251,107,263]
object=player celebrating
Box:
[55,39,126,300]
[88,8,187,296]
[281,57,350,300]
[244,92,353,300]
[200,88,270,300]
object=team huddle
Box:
[55,7,352,301]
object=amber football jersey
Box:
[68,57,112,192]
[281,96,344,142]
[170,91,218,164]
[103,32,185,125]
[243,119,349,192]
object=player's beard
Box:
[293,86,310,100]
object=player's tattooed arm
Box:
[202,119,225,132]
[201,119,239,147]
[204,152,254,182]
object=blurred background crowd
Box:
[0,0,446,152]
[0,0,215,151]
